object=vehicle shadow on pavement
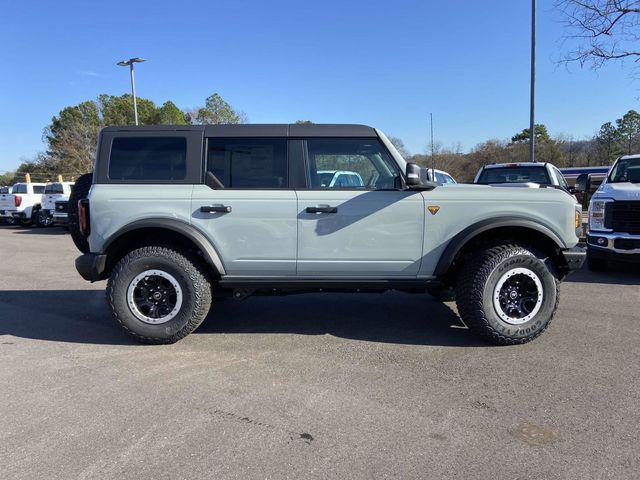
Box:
[8,226,69,235]
[0,290,134,345]
[199,292,487,347]
[566,265,640,285]
[0,290,487,347]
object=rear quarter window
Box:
[109,137,187,181]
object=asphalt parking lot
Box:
[1,225,639,479]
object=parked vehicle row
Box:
[0,181,74,227]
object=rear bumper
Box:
[75,253,107,282]
[53,213,69,225]
[561,246,586,271]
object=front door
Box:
[191,137,297,276]
[297,138,425,276]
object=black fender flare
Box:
[103,218,226,275]
[433,216,567,276]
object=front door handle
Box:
[200,204,232,213]
[306,205,337,214]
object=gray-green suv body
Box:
[74,124,585,345]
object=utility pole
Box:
[430,113,435,180]
[117,58,146,126]
[529,0,536,162]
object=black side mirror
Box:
[574,173,591,193]
[406,163,422,186]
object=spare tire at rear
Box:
[68,172,93,254]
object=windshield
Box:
[608,157,640,183]
[477,166,551,184]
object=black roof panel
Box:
[102,124,377,138]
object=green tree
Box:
[294,120,314,125]
[511,124,552,143]
[615,109,640,154]
[194,93,245,124]
[158,101,189,125]
[44,101,101,175]
[595,121,622,162]
[99,94,160,125]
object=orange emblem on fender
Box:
[427,206,440,215]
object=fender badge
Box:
[428,206,440,215]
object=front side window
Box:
[109,137,187,181]
[207,138,287,188]
[306,138,400,190]
[33,185,45,194]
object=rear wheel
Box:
[68,173,92,253]
[107,246,212,344]
[455,244,559,345]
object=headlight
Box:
[588,199,612,232]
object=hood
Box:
[594,181,640,201]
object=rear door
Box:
[296,137,425,276]
[191,137,298,276]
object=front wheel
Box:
[107,246,212,344]
[455,244,559,345]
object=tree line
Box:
[404,110,640,182]
[0,92,246,185]
[3,103,640,186]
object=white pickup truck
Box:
[583,154,640,270]
[41,182,74,227]
[474,162,572,192]
[0,182,46,226]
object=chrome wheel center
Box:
[127,269,183,324]
[493,267,543,325]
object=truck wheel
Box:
[68,173,92,253]
[107,246,212,344]
[455,244,559,346]
[586,252,607,272]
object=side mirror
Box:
[406,163,422,186]
[574,173,591,193]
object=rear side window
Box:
[207,138,287,188]
[109,137,187,181]
[33,185,45,194]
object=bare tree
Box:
[557,0,640,72]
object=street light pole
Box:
[117,58,146,126]
[529,0,536,162]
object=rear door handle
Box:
[200,204,232,213]
[306,205,337,214]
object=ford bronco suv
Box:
[72,124,585,345]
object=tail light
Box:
[14,195,22,207]
[78,199,90,235]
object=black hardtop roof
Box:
[101,124,377,137]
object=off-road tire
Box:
[68,173,92,253]
[586,252,607,272]
[455,244,559,346]
[107,246,212,344]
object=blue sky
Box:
[0,0,635,172]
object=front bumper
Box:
[75,253,107,282]
[587,231,640,254]
[561,246,586,271]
